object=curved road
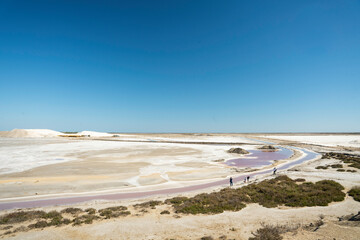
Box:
[0,143,320,210]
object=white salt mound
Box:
[78,131,113,137]
[0,129,63,138]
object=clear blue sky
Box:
[0,0,359,133]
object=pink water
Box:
[225,147,294,167]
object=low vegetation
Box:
[330,164,343,168]
[85,208,96,214]
[0,175,348,237]
[98,206,130,219]
[0,210,47,225]
[28,220,48,229]
[322,152,360,169]
[0,205,131,235]
[166,189,247,214]
[315,165,329,170]
[249,224,283,240]
[249,222,302,240]
[133,200,162,209]
[316,164,344,170]
[60,207,83,215]
[348,187,360,202]
[294,178,306,182]
[227,147,249,154]
[258,145,277,150]
[72,214,99,225]
[166,176,345,214]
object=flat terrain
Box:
[0,134,281,199]
[0,131,360,239]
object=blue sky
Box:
[0,0,359,132]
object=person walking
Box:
[273,167,277,175]
[247,176,250,182]
[230,177,233,186]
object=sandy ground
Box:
[0,134,278,199]
[0,133,360,239]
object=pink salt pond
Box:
[225,147,293,168]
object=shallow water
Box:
[224,147,294,167]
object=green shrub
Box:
[294,178,306,182]
[315,166,328,170]
[160,210,170,215]
[49,216,63,226]
[28,220,48,229]
[330,164,343,168]
[44,210,62,219]
[60,208,83,215]
[0,210,46,225]
[85,208,96,214]
[72,214,99,225]
[101,206,127,211]
[98,206,130,219]
[242,177,344,208]
[165,197,188,205]
[337,169,345,172]
[348,187,360,202]
[133,201,162,208]
[322,152,360,169]
[72,218,82,226]
[166,176,345,214]
[62,218,71,225]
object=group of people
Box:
[229,175,250,186]
[229,167,277,186]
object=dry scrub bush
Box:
[133,200,162,209]
[98,206,130,219]
[322,152,360,169]
[166,176,345,214]
[348,187,360,202]
[60,208,83,215]
[249,224,283,240]
[0,211,46,224]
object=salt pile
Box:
[0,129,63,138]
